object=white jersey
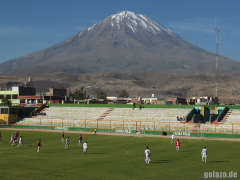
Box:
[201,148,207,157]
[144,149,150,157]
[19,137,23,144]
[66,138,69,144]
[83,142,87,149]
[171,134,174,139]
[11,135,14,140]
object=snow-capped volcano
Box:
[86,11,178,37]
[0,11,239,75]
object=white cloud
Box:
[166,17,240,37]
[166,18,215,34]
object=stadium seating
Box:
[16,107,240,134]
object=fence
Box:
[16,117,240,135]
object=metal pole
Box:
[215,21,219,98]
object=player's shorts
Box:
[38,146,41,149]
[202,155,207,158]
[0,137,1,140]
[84,148,87,152]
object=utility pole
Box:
[215,18,219,98]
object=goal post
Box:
[188,130,204,139]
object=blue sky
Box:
[1,0,240,64]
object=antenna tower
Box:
[215,18,219,98]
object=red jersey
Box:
[0,133,1,137]
[37,141,41,146]
[176,141,180,146]
[15,132,18,136]
[79,136,82,140]
[62,133,64,138]
[13,137,16,141]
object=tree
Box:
[97,90,107,99]
[1,97,11,106]
[69,87,86,100]
[118,90,129,98]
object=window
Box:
[20,99,26,104]
[38,99,43,104]
[0,95,4,99]
[6,95,11,99]
[1,108,8,114]
[12,95,18,99]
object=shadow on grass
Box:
[91,153,107,154]
[182,150,197,152]
[154,160,170,163]
[209,160,229,163]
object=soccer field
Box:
[0,130,239,180]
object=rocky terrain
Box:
[0,71,239,104]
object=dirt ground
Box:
[1,128,240,142]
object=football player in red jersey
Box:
[12,136,17,146]
[37,139,41,153]
[79,135,82,146]
[61,132,64,142]
[176,139,180,151]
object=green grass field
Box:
[0,130,239,180]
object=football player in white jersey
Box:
[17,136,23,148]
[201,147,207,163]
[9,134,14,144]
[171,133,175,144]
[144,146,151,164]
[65,136,69,149]
[83,141,87,154]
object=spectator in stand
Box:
[177,116,179,121]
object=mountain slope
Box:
[0,11,239,75]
